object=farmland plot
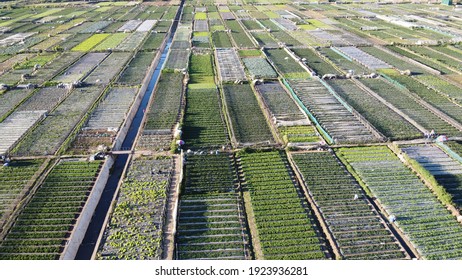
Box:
[182,88,229,149]
[224,20,256,48]
[115,32,148,52]
[194,20,209,32]
[71,87,137,153]
[288,79,377,144]
[54,52,108,84]
[92,33,128,51]
[0,160,102,260]
[0,53,33,74]
[382,73,462,126]
[164,49,190,70]
[99,157,172,260]
[272,18,297,31]
[402,145,462,208]
[137,132,172,152]
[136,20,157,32]
[83,52,132,85]
[291,48,341,77]
[239,151,328,260]
[18,87,69,112]
[71,34,110,52]
[250,31,279,48]
[140,32,166,51]
[222,84,274,145]
[414,75,462,102]
[0,159,44,223]
[211,32,233,48]
[338,146,462,260]
[327,79,421,140]
[292,152,407,260]
[13,86,105,156]
[359,78,461,136]
[215,48,246,82]
[57,33,92,51]
[0,110,46,155]
[265,49,309,79]
[26,52,82,85]
[254,81,307,125]
[117,52,156,86]
[144,72,184,131]
[177,154,249,260]
[0,89,33,121]
[118,20,143,32]
[359,46,425,74]
[79,21,111,33]
[334,47,391,70]
[242,57,277,79]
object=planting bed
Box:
[115,32,148,52]
[144,72,184,131]
[288,79,377,144]
[327,79,421,140]
[0,160,102,260]
[265,49,309,79]
[402,145,462,208]
[99,157,172,260]
[334,46,390,70]
[241,57,277,79]
[164,49,190,71]
[359,78,461,137]
[0,89,34,121]
[239,151,328,260]
[84,52,132,85]
[222,84,274,145]
[215,48,246,82]
[291,48,341,77]
[182,88,229,150]
[117,52,156,86]
[0,110,46,155]
[13,86,104,156]
[292,152,407,260]
[177,153,248,260]
[254,81,307,125]
[337,146,462,260]
[54,53,108,84]
[224,20,255,48]
[0,159,44,222]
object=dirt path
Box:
[161,154,182,260]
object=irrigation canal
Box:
[75,0,185,259]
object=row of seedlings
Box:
[291,151,408,260]
[337,146,462,259]
[176,153,250,260]
[0,159,103,260]
[98,156,173,259]
[238,150,329,260]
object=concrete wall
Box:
[60,156,114,260]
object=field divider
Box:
[286,151,341,259]
[435,141,462,165]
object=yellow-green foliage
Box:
[72,34,110,52]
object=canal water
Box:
[75,1,185,259]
